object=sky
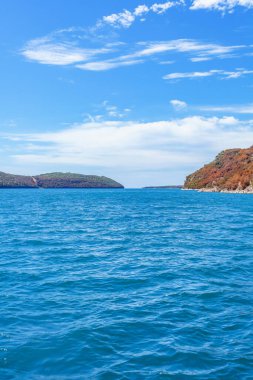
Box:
[0,0,253,187]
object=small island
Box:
[143,185,182,189]
[184,146,253,193]
[0,171,124,189]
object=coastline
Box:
[182,187,253,194]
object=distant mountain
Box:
[184,146,253,193]
[0,171,124,189]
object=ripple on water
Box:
[0,189,253,379]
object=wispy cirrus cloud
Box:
[76,59,143,71]
[126,39,243,60]
[20,0,253,68]
[22,32,247,71]
[21,36,114,65]
[196,103,253,114]
[163,68,253,80]
[20,28,253,90]
[75,39,246,71]
[170,100,253,115]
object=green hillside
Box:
[0,171,124,189]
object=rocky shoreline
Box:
[182,186,253,194]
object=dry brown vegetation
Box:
[184,146,253,191]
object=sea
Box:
[0,189,252,379]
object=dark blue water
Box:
[0,189,252,379]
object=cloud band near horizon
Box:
[2,115,253,186]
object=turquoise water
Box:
[0,189,252,379]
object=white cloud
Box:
[125,39,244,60]
[197,103,253,114]
[2,116,253,187]
[164,68,253,80]
[170,99,188,110]
[75,39,246,72]
[20,1,253,69]
[100,1,253,29]
[150,1,182,14]
[134,5,150,16]
[84,101,131,121]
[21,37,112,65]
[21,29,249,71]
[164,70,217,79]
[100,101,131,118]
[76,59,143,71]
[102,10,135,28]
[191,0,253,11]
[101,1,184,29]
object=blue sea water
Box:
[0,189,252,380]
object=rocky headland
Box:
[184,146,253,193]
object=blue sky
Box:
[1,0,253,187]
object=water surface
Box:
[0,189,252,379]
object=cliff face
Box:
[184,146,253,192]
[0,172,124,189]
